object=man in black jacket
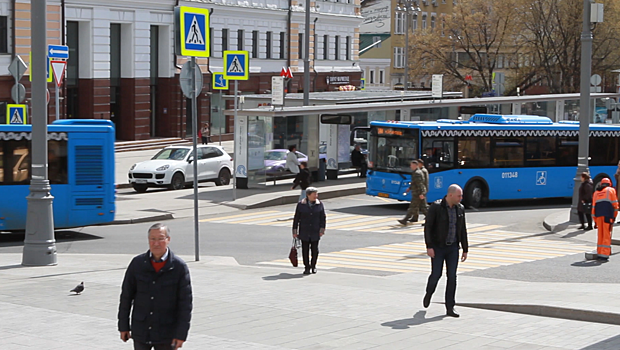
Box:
[423,184,469,318]
[351,144,367,178]
[118,223,193,350]
[292,187,326,275]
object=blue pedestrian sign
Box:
[223,51,249,80]
[48,45,69,59]
[6,104,27,125]
[213,72,228,90]
[178,6,210,58]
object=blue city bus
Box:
[0,120,115,231]
[366,114,620,208]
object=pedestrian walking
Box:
[592,178,618,260]
[286,145,300,174]
[200,123,210,145]
[422,184,469,317]
[118,223,193,350]
[291,161,312,202]
[418,158,429,192]
[292,187,326,275]
[351,144,368,178]
[614,161,620,197]
[398,160,428,225]
[578,172,594,230]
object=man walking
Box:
[592,178,618,260]
[398,160,427,225]
[423,184,469,317]
[418,159,429,192]
[293,187,326,274]
[118,223,193,349]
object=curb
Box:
[222,186,366,210]
[458,303,620,326]
[105,213,174,226]
[542,217,571,233]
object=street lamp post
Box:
[396,0,420,91]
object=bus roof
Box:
[0,120,115,133]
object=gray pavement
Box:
[1,252,620,350]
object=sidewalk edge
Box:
[107,213,174,226]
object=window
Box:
[590,137,619,166]
[369,69,375,84]
[210,27,214,56]
[0,138,67,185]
[556,137,578,166]
[412,15,418,32]
[299,33,304,59]
[372,36,382,48]
[379,70,385,84]
[395,12,405,34]
[222,29,228,52]
[266,31,272,59]
[346,36,351,60]
[431,16,436,30]
[237,29,244,50]
[323,35,329,59]
[422,138,455,171]
[492,137,524,167]
[497,54,504,69]
[252,30,259,58]
[458,137,491,168]
[369,129,419,173]
[422,14,427,29]
[0,16,7,53]
[525,137,555,166]
[393,47,404,68]
[280,32,286,59]
[334,36,340,60]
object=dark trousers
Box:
[201,136,208,145]
[356,163,368,177]
[425,244,459,310]
[578,211,592,228]
[134,340,173,350]
[301,240,319,270]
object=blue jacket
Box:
[118,250,193,344]
[293,198,326,242]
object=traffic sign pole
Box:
[233,79,238,201]
[190,57,200,262]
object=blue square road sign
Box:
[223,51,249,80]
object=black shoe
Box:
[398,219,408,225]
[578,225,586,230]
[311,268,317,274]
[586,226,593,231]
[303,269,311,275]
[446,309,460,318]
[423,293,431,308]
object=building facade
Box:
[0,0,362,140]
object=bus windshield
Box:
[369,128,418,173]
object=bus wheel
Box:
[215,168,231,186]
[132,184,148,193]
[465,181,484,209]
[170,173,185,190]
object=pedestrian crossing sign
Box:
[178,6,210,58]
[223,51,249,80]
[212,72,228,90]
[6,104,27,125]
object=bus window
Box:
[422,138,455,171]
[492,137,524,167]
[0,140,30,184]
[49,140,68,184]
[525,137,555,167]
[458,137,490,168]
[590,137,618,166]
[556,137,578,166]
[372,135,417,173]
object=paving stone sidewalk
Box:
[0,253,619,350]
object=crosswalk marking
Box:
[200,210,279,222]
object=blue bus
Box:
[366,114,620,208]
[0,120,116,231]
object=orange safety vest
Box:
[592,186,619,223]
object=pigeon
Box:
[70,282,84,295]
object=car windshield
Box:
[264,151,287,161]
[152,148,189,161]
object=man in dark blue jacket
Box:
[118,223,193,350]
[423,184,469,318]
[293,187,326,274]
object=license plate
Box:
[135,179,147,184]
[378,193,390,198]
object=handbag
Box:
[583,202,592,211]
[288,238,300,267]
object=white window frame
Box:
[395,13,405,34]
[422,13,427,29]
[393,47,405,68]
[497,54,504,69]
[372,36,382,48]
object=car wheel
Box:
[170,173,185,190]
[215,168,231,186]
[132,184,148,193]
[464,180,484,209]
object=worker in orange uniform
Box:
[592,178,619,260]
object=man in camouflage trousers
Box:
[398,160,428,225]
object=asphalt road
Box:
[2,194,618,283]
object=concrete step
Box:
[115,138,190,152]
